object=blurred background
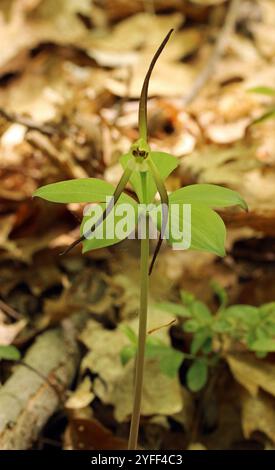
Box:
[1,0,275,451]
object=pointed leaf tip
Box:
[170,184,247,212]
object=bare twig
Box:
[182,0,239,107]
[0,299,21,321]
[0,109,55,136]
[147,319,176,335]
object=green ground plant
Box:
[0,345,21,361]
[148,282,275,392]
[249,86,275,123]
[33,31,247,449]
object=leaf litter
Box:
[1,0,275,450]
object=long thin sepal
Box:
[60,165,133,255]
[147,159,169,275]
[138,29,174,142]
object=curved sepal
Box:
[81,195,138,252]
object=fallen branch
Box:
[0,314,86,450]
[183,0,239,107]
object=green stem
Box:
[128,173,149,450]
[128,30,173,449]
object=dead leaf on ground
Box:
[65,377,95,410]
[0,318,27,345]
[226,354,275,398]
[79,310,183,422]
[240,388,275,444]
[68,416,127,450]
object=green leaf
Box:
[248,86,275,96]
[183,319,200,333]
[170,184,247,211]
[246,330,257,348]
[180,290,196,307]
[191,329,212,355]
[210,280,228,309]
[120,151,178,203]
[33,178,122,203]
[120,344,136,365]
[201,337,213,354]
[186,359,208,392]
[81,195,138,252]
[145,341,184,378]
[192,301,212,323]
[255,351,268,359]
[212,318,232,333]
[249,338,275,352]
[251,108,275,125]
[166,203,226,257]
[259,302,275,317]
[0,345,21,361]
[225,305,259,326]
[265,323,275,334]
[256,109,275,123]
[156,301,191,318]
[120,325,137,344]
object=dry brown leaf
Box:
[79,309,183,422]
[187,443,207,450]
[172,387,195,432]
[89,12,199,98]
[107,58,195,99]
[109,252,176,319]
[42,269,112,326]
[250,0,275,59]
[0,215,20,256]
[205,118,250,144]
[0,0,92,73]
[68,417,127,450]
[180,143,260,207]
[226,354,275,398]
[0,318,27,345]
[88,13,184,55]
[190,0,225,4]
[241,388,275,444]
[242,169,275,210]
[112,358,182,423]
[65,377,95,410]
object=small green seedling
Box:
[33,30,246,449]
[158,282,275,391]
[120,324,184,378]
[0,345,21,361]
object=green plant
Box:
[33,30,246,449]
[120,325,184,378]
[0,345,21,361]
[249,86,275,124]
[158,283,275,391]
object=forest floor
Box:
[1,0,275,450]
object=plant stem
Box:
[128,30,173,449]
[128,174,149,450]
